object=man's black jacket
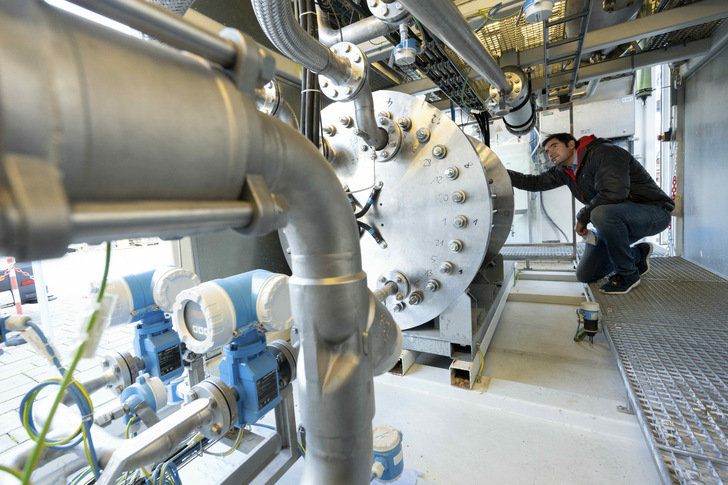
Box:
[507,137,675,225]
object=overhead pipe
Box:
[397,0,512,94]
[316,6,399,47]
[251,0,349,83]
[0,3,400,484]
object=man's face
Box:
[544,139,576,167]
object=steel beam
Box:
[510,0,728,68]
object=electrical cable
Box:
[203,426,245,457]
[357,221,387,247]
[20,242,112,485]
[353,183,382,218]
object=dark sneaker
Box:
[600,273,640,294]
[635,242,654,276]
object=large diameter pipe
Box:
[398,0,511,94]
[65,0,238,67]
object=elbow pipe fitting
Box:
[252,0,349,83]
[366,292,403,375]
[316,7,400,47]
[354,84,389,150]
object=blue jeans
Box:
[576,202,672,283]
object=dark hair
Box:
[542,133,578,149]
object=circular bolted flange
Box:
[319,42,367,102]
[191,377,238,441]
[487,66,528,115]
[374,116,404,162]
[369,0,409,23]
[376,270,410,297]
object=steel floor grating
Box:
[591,257,728,485]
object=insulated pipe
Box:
[97,399,215,485]
[398,0,511,94]
[316,6,399,47]
[251,0,349,83]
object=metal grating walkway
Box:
[591,257,728,485]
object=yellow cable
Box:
[20,242,112,485]
[477,349,485,378]
[0,465,24,481]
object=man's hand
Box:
[575,221,588,236]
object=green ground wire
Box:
[21,242,111,485]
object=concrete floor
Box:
[0,248,661,484]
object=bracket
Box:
[219,28,276,95]
[234,175,290,237]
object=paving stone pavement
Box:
[0,243,176,468]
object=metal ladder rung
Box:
[546,36,584,50]
[546,53,578,65]
[545,10,590,27]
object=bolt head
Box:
[354,55,362,63]
[396,293,404,301]
[353,72,362,81]
[380,151,390,158]
[379,276,386,283]
[361,145,369,152]
[389,141,397,147]
[379,118,388,125]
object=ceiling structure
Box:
[339,0,728,111]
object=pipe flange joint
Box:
[191,377,238,440]
[319,42,367,102]
[256,80,281,116]
[368,0,410,23]
[376,270,410,297]
[488,66,528,114]
[374,116,403,162]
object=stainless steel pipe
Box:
[97,399,215,485]
[70,201,254,244]
[316,7,399,47]
[65,0,238,67]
